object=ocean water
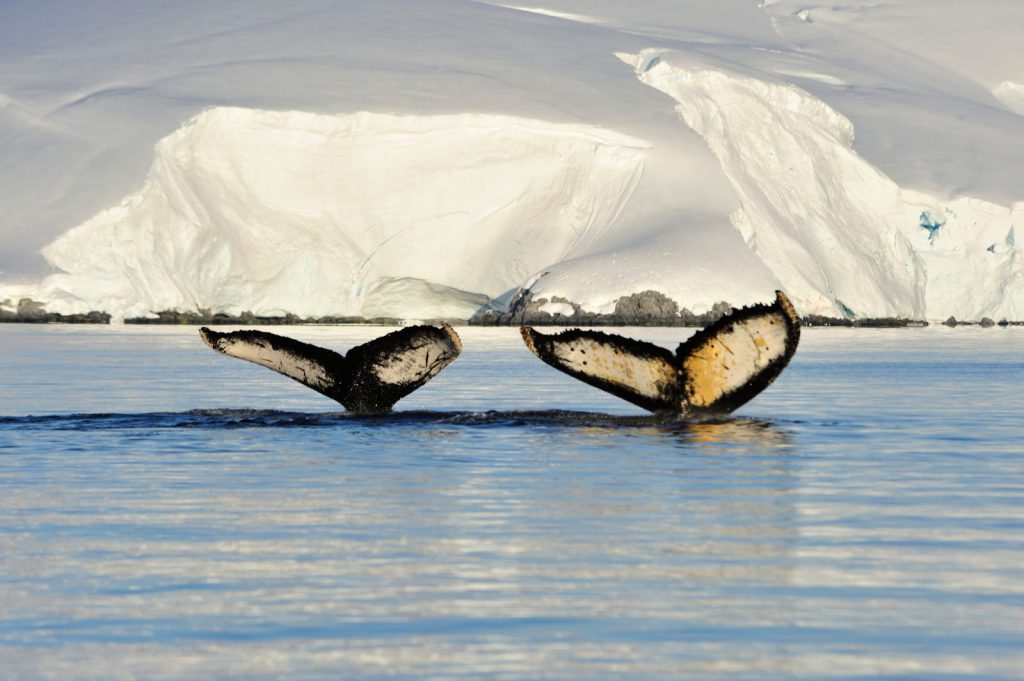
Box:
[1,324,1022,680]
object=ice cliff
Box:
[35,109,646,320]
[621,50,1024,321]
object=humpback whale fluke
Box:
[521,291,800,416]
[200,323,462,413]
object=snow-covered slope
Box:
[2,0,1022,321]
[35,108,646,319]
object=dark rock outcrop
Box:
[470,289,734,326]
[0,298,111,324]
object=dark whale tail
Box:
[521,291,800,416]
[200,323,462,413]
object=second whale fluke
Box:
[200,323,462,414]
[521,290,800,416]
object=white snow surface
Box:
[1,0,1023,321]
[35,108,646,320]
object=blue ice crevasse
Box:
[836,299,855,319]
[919,211,945,242]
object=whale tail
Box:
[200,323,462,413]
[521,291,800,416]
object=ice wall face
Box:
[36,108,647,320]
[630,51,923,319]
[900,193,1024,322]
[627,51,1024,321]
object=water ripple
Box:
[0,408,785,434]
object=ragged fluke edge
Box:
[200,323,462,414]
[521,290,800,416]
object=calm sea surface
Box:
[1,324,1022,680]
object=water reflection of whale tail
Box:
[521,291,800,416]
[200,324,462,414]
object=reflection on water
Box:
[0,408,794,456]
[1,326,1022,680]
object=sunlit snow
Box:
[1,0,1022,321]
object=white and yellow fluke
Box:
[521,291,800,416]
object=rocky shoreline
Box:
[2,295,1021,327]
[0,298,111,324]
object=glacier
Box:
[32,109,647,320]
[621,50,1024,320]
[1,0,1023,322]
